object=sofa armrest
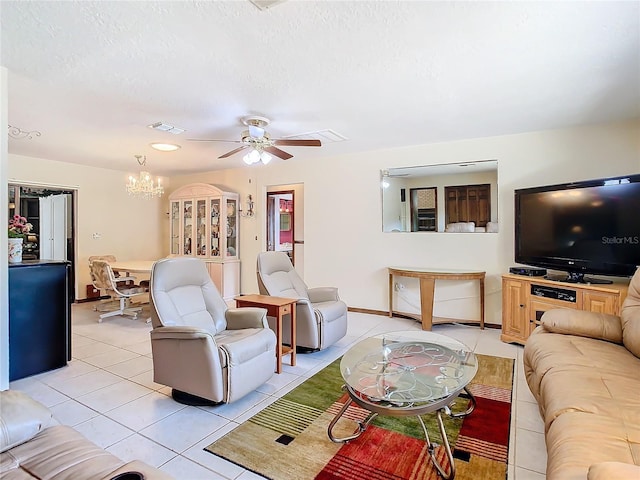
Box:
[226,307,268,329]
[0,390,55,453]
[541,309,623,344]
[308,287,339,303]
[588,461,640,480]
[102,460,175,480]
[150,326,215,341]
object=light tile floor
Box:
[10,302,547,479]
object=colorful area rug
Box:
[205,353,514,480]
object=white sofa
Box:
[0,390,173,479]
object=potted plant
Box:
[8,215,33,263]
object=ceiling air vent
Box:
[249,0,287,11]
[283,129,348,143]
[148,122,185,135]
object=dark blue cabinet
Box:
[8,260,71,381]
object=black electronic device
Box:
[509,267,547,277]
[515,174,640,283]
[530,284,577,303]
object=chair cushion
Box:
[216,328,276,367]
[260,271,308,300]
[152,258,228,333]
[119,285,146,295]
[545,412,640,480]
[524,330,640,428]
[257,252,309,299]
[588,462,640,480]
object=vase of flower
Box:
[8,237,23,263]
[8,215,33,264]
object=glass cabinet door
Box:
[226,198,237,258]
[170,201,180,255]
[196,199,207,257]
[210,199,220,258]
[183,200,193,255]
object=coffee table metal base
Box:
[327,386,476,480]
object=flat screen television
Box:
[515,174,640,283]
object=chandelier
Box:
[125,155,164,198]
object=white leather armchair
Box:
[256,251,348,351]
[149,257,276,404]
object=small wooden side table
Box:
[235,294,297,374]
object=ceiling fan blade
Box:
[219,145,250,159]
[188,138,243,143]
[248,125,265,139]
[274,139,322,147]
[264,146,293,160]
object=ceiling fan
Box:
[188,116,321,164]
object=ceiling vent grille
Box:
[249,0,287,10]
[283,129,348,143]
[148,122,185,135]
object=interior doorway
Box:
[266,190,295,265]
[266,183,304,275]
[8,184,77,302]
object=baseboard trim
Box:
[348,307,388,316]
[76,295,110,304]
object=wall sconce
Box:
[238,194,255,217]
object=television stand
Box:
[544,272,612,285]
[501,274,629,345]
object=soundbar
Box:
[509,267,547,277]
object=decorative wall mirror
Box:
[381,160,498,233]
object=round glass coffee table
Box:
[327,331,478,480]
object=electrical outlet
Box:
[91,233,101,239]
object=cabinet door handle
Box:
[519,304,525,308]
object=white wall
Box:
[7,155,168,296]
[168,120,640,325]
[5,119,638,323]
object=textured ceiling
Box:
[2,1,639,176]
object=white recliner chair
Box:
[256,251,348,351]
[149,257,276,404]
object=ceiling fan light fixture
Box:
[150,143,181,152]
[243,149,262,165]
[260,152,272,164]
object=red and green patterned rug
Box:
[205,353,514,480]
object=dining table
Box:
[109,260,156,323]
[109,260,156,276]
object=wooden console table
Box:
[235,294,297,374]
[388,267,486,331]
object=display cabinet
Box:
[169,183,240,300]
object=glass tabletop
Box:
[340,331,477,406]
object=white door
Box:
[39,194,67,261]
